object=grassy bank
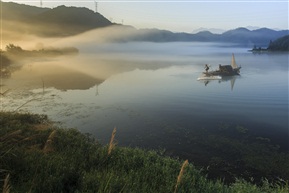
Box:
[0,112,288,192]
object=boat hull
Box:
[197,75,222,80]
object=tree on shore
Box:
[0,49,11,67]
[267,35,289,51]
[5,44,23,53]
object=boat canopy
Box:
[231,53,238,69]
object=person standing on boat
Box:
[205,64,210,72]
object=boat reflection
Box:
[199,75,239,90]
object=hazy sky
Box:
[2,0,288,32]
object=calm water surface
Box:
[2,42,288,153]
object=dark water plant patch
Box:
[129,121,289,185]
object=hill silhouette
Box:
[119,27,288,46]
[1,2,49,20]
[1,2,288,46]
[267,35,289,51]
[33,5,112,36]
[220,27,288,46]
[1,2,112,37]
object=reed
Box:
[0,89,10,96]
[13,98,43,112]
[41,78,45,95]
[108,127,116,156]
[2,174,11,193]
[174,159,189,193]
[0,129,22,142]
[43,130,57,153]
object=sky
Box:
[1,0,289,33]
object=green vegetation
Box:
[0,50,12,78]
[250,35,289,52]
[0,50,11,66]
[1,112,288,192]
[267,35,289,51]
[5,44,79,57]
[0,44,78,79]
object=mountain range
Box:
[2,2,289,47]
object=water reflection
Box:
[199,75,239,90]
[2,61,104,91]
[41,68,104,91]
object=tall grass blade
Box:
[43,130,57,153]
[108,127,116,156]
[0,129,22,141]
[0,89,10,96]
[41,78,45,95]
[2,174,11,193]
[174,160,189,193]
[13,98,42,112]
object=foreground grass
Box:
[0,112,288,193]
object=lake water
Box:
[2,42,288,157]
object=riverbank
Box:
[0,112,288,192]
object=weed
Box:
[174,159,189,193]
[2,174,11,193]
[43,130,57,153]
[108,127,116,156]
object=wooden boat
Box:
[200,53,241,78]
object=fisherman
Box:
[205,64,210,72]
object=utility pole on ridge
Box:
[94,1,98,13]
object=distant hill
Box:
[1,2,112,37]
[220,27,289,46]
[192,27,225,34]
[119,27,288,47]
[33,5,112,36]
[1,2,49,20]
[190,31,220,41]
[267,35,289,51]
[1,1,288,46]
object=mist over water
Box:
[1,37,288,155]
